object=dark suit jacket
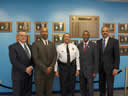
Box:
[8,42,32,80]
[32,39,57,78]
[78,41,98,78]
[97,37,120,74]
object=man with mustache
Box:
[55,33,80,96]
[97,26,120,96]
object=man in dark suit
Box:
[8,32,33,96]
[78,31,98,96]
[32,28,57,96]
[97,26,120,96]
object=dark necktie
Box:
[102,39,106,52]
[66,44,70,63]
[24,44,30,58]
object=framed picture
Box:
[103,22,115,33]
[119,35,128,44]
[52,22,65,32]
[52,34,64,45]
[120,46,128,56]
[0,21,12,32]
[34,34,41,41]
[16,34,30,44]
[70,40,79,46]
[119,23,128,33]
[80,40,97,44]
[109,34,115,38]
[16,21,31,32]
[35,22,48,32]
[70,16,99,38]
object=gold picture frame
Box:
[16,21,31,32]
[52,22,65,32]
[120,46,128,56]
[35,22,48,32]
[0,21,12,32]
[118,34,128,44]
[119,23,128,33]
[103,22,115,33]
[34,34,41,41]
[70,16,99,38]
[52,34,64,45]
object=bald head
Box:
[40,27,48,40]
[101,26,109,39]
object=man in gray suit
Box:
[32,28,57,96]
[78,31,98,96]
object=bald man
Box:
[32,28,57,96]
[97,27,120,96]
[9,32,33,96]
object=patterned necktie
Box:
[84,43,87,52]
[24,44,30,58]
[102,39,106,52]
[66,44,70,63]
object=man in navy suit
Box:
[8,32,33,96]
[97,26,120,96]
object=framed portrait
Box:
[16,21,31,32]
[120,46,128,56]
[70,16,99,38]
[52,34,64,45]
[103,22,115,33]
[119,23,128,33]
[52,22,65,32]
[35,22,48,32]
[109,34,115,38]
[119,35,128,44]
[34,34,41,41]
[70,40,79,46]
[0,21,12,32]
[16,34,30,44]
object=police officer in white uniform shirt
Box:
[55,33,80,96]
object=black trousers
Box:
[58,60,76,96]
[99,70,114,96]
[12,76,32,96]
[80,72,93,96]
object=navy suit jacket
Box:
[8,42,33,80]
[97,37,120,74]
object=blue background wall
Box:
[0,0,128,93]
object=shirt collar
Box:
[103,36,109,41]
[83,40,89,45]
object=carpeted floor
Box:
[0,90,126,96]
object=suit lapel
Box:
[17,42,30,59]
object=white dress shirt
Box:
[54,43,80,72]
[41,38,48,45]
[103,36,109,48]
[19,41,31,57]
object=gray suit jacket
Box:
[32,39,57,78]
[78,41,98,78]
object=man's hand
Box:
[55,72,59,77]
[93,73,97,78]
[46,67,53,74]
[26,66,33,76]
[75,70,79,76]
[112,69,118,76]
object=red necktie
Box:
[84,43,87,52]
